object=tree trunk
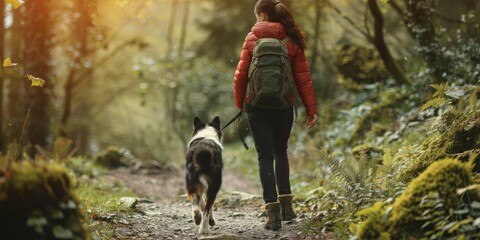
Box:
[23,0,53,154]
[61,0,92,129]
[0,1,5,151]
[166,0,178,59]
[309,0,322,76]
[368,0,410,85]
[178,0,190,57]
[7,7,26,145]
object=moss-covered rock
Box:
[356,202,391,240]
[355,158,479,239]
[335,44,389,86]
[352,144,384,165]
[400,114,480,181]
[389,158,479,238]
[0,161,89,239]
[94,146,125,168]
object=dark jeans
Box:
[247,106,293,203]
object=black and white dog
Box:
[185,116,223,235]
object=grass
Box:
[69,157,137,240]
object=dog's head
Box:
[192,116,222,142]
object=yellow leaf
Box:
[348,223,357,233]
[5,0,23,9]
[3,57,18,67]
[26,74,46,87]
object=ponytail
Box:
[255,0,307,49]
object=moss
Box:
[349,91,407,145]
[334,44,389,86]
[400,114,480,181]
[352,144,384,165]
[356,202,391,240]
[94,146,125,169]
[0,161,89,239]
[53,137,74,162]
[389,158,479,238]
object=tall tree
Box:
[61,0,93,130]
[6,7,26,148]
[368,0,410,85]
[23,0,53,154]
[0,1,5,151]
[309,0,323,76]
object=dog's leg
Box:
[208,202,216,226]
[190,193,202,225]
[200,187,219,234]
[198,210,211,235]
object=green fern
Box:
[420,97,448,111]
[430,83,449,98]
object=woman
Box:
[233,0,317,231]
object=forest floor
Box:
[89,162,333,240]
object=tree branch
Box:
[325,0,373,42]
[368,0,409,85]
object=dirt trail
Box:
[97,164,331,240]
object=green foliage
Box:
[66,156,104,179]
[400,100,480,181]
[335,44,389,88]
[305,150,405,237]
[418,192,480,239]
[390,158,479,238]
[53,137,74,162]
[352,144,384,165]
[0,161,89,239]
[196,0,255,61]
[355,201,391,240]
[75,179,136,218]
[421,97,448,111]
[354,159,480,239]
[94,146,126,169]
[349,89,408,146]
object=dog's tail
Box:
[193,148,214,171]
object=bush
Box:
[400,112,480,181]
[0,161,89,239]
[355,158,480,239]
[389,158,479,238]
[94,146,126,169]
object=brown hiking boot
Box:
[279,194,297,221]
[264,202,281,230]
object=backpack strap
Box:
[280,36,299,119]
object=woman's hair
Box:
[255,0,307,49]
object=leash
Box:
[222,111,249,150]
[222,111,242,131]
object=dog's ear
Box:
[193,117,205,130]
[209,116,221,130]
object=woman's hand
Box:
[307,114,317,129]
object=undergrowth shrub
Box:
[390,158,480,238]
[400,85,480,181]
[306,150,405,237]
[355,158,480,239]
[0,161,89,240]
[94,146,126,169]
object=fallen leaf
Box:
[26,74,46,87]
[6,0,24,9]
[3,57,18,67]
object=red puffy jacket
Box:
[234,21,317,116]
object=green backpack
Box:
[247,37,295,109]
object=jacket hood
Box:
[251,21,286,39]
